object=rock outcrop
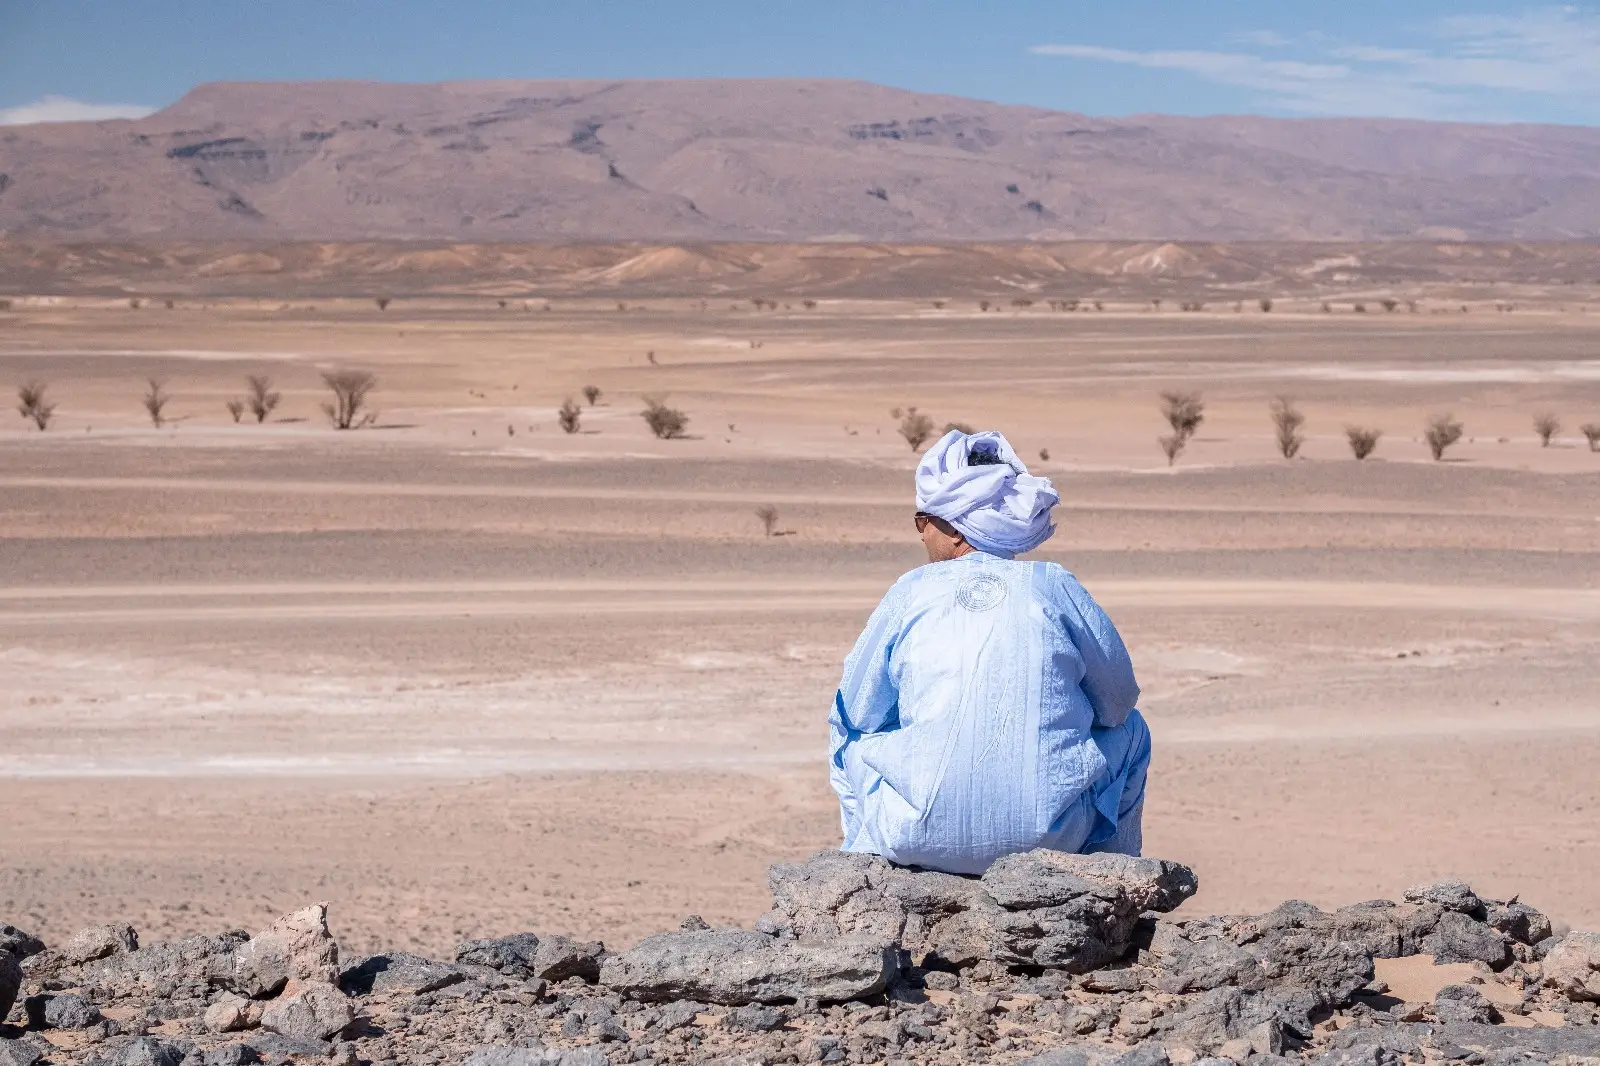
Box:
[2,855,1593,1066]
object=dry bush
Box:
[558,399,582,434]
[1039,448,1050,461]
[898,407,935,452]
[1425,413,1464,460]
[246,374,281,423]
[641,396,688,439]
[142,378,171,427]
[1533,412,1561,447]
[943,420,976,435]
[0,299,13,311]
[1270,397,1306,458]
[582,385,601,406]
[1581,423,1600,452]
[225,398,245,423]
[1160,390,1205,438]
[1346,426,1382,460]
[1381,298,1399,312]
[17,381,55,430]
[1353,302,1368,313]
[128,298,142,310]
[1011,297,1033,308]
[320,369,378,429]
[1259,297,1273,312]
[802,299,817,309]
[375,297,390,311]
[1159,433,1187,466]
[755,505,779,537]
[978,300,991,312]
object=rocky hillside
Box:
[4,851,1599,1066]
[2,79,1600,242]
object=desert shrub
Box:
[931,300,945,310]
[803,299,817,309]
[375,297,390,311]
[1381,298,1399,312]
[142,378,171,427]
[1321,302,1332,313]
[321,369,378,429]
[0,299,13,311]
[1259,297,1273,312]
[1533,412,1560,447]
[1160,390,1204,438]
[17,381,55,430]
[944,421,976,435]
[978,300,991,312]
[226,398,245,423]
[1581,423,1600,452]
[1270,397,1306,459]
[1011,298,1033,308]
[246,374,281,423]
[1159,433,1187,466]
[755,505,779,537]
[898,407,935,452]
[1038,448,1050,461]
[641,396,688,439]
[558,399,581,434]
[583,385,601,406]
[1353,302,1367,313]
[1093,301,1104,311]
[128,298,142,310]
[1346,426,1381,460]
[1425,413,1464,460]
[1180,301,1206,312]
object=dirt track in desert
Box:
[3,294,1599,957]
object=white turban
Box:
[914,429,1058,558]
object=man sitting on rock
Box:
[830,429,1150,875]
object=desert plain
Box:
[3,271,1599,962]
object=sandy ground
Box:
[2,298,1599,958]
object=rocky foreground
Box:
[4,851,1599,1066]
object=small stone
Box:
[59,924,139,965]
[111,1037,186,1066]
[594,1017,630,1042]
[232,904,340,999]
[204,994,257,1034]
[922,971,958,991]
[339,952,466,996]
[679,916,711,932]
[1404,879,1485,917]
[728,1004,785,1032]
[200,1046,261,1066]
[1544,932,1600,1003]
[1216,1038,1254,1062]
[0,1038,44,1066]
[258,982,354,1042]
[29,992,102,1029]
[1435,983,1498,1024]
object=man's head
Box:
[915,511,972,562]
[913,429,1059,560]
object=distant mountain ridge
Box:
[2,78,1599,241]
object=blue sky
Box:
[4,1,1600,126]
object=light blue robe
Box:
[830,552,1150,875]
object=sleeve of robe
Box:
[1051,566,1140,730]
[829,580,907,847]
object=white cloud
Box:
[0,95,156,126]
[1031,6,1600,120]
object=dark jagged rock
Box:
[1434,982,1498,1024]
[76,932,246,1001]
[599,928,897,1005]
[766,849,1197,973]
[59,925,139,967]
[455,933,603,985]
[0,1037,46,1066]
[339,952,466,996]
[0,928,44,962]
[1,949,21,1028]
[463,1047,612,1066]
[23,991,101,1029]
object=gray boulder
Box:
[78,932,247,1000]
[765,849,1196,973]
[1434,983,1497,1024]
[0,927,43,962]
[339,952,466,996]
[60,924,139,966]
[599,928,896,1005]
[101,1037,186,1066]
[454,933,603,983]
[257,982,352,1042]
[23,992,102,1029]
[1543,930,1600,1002]
[1424,909,1512,968]
[0,1037,45,1066]
[232,905,340,999]
[1404,878,1485,918]
[0,950,20,1027]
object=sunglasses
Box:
[914,512,934,533]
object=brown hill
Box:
[3,79,1600,242]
